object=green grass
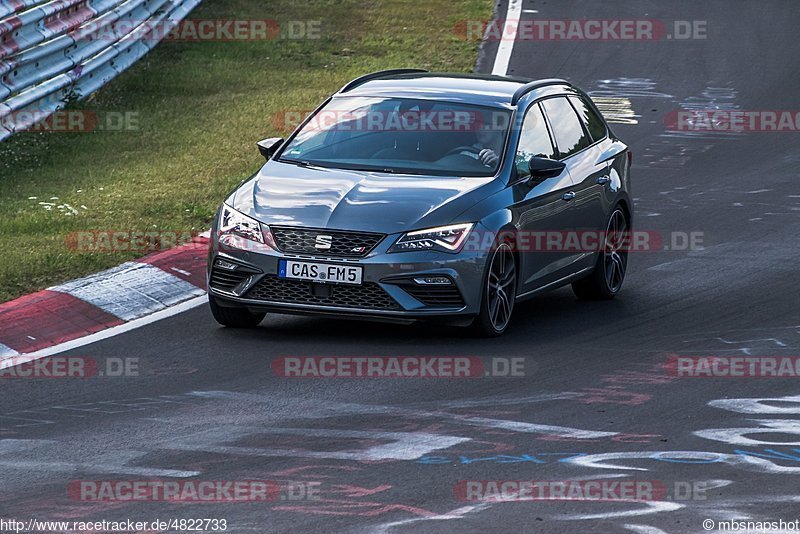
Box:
[0,0,490,302]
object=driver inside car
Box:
[476,126,502,167]
[470,124,503,167]
[442,123,502,168]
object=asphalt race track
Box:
[2,1,800,532]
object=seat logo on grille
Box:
[315,234,333,250]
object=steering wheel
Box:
[442,145,482,159]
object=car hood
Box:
[228,160,501,234]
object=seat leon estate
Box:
[207,69,633,336]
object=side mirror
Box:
[526,156,566,184]
[257,137,284,160]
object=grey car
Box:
[207,70,632,336]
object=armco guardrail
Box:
[0,0,201,140]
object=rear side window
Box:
[569,95,607,142]
[541,97,592,159]
[515,103,557,177]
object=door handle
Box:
[596,175,611,185]
[562,191,576,201]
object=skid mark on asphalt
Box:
[372,503,492,533]
[712,336,787,355]
[0,394,200,429]
[0,438,199,477]
[676,325,800,353]
[591,78,673,100]
[695,419,800,447]
[562,500,684,521]
[410,392,581,409]
[625,525,670,534]
[607,81,782,172]
[661,86,744,141]
[591,96,639,125]
[646,241,797,276]
[709,396,800,415]
[642,140,715,168]
[162,427,469,461]
[589,78,670,127]
[185,390,620,440]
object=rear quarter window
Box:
[569,95,608,142]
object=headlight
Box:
[221,205,265,243]
[389,223,475,254]
[218,205,276,251]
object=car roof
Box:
[337,72,574,109]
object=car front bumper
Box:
[206,228,490,324]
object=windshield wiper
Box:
[280,158,312,167]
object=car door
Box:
[540,96,606,273]
[510,101,578,295]
[566,95,626,268]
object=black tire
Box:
[572,207,629,300]
[208,294,265,328]
[470,240,517,337]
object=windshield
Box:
[278,96,512,177]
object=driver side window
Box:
[515,103,557,178]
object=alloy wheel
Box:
[486,242,516,332]
[604,209,628,293]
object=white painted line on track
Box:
[375,503,493,532]
[0,294,208,368]
[491,0,522,75]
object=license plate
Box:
[278,260,362,285]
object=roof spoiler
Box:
[511,78,572,105]
[339,69,429,93]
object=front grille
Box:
[399,283,465,308]
[270,226,384,258]
[245,276,400,310]
[209,266,250,291]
